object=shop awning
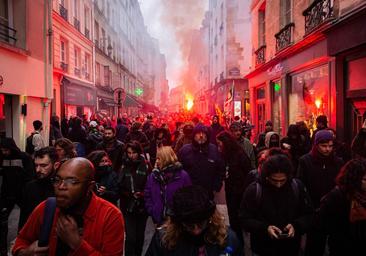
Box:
[99,98,116,107]
[62,76,96,106]
[124,94,143,108]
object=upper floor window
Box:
[74,47,81,68]
[74,0,79,18]
[280,0,292,28]
[258,2,266,47]
[60,39,67,63]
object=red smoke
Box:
[160,0,207,95]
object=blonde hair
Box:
[157,146,178,169]
[161,209,228,250]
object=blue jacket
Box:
[144,163,191,225]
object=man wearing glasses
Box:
[18,147,58,230]
[12,157,125,256]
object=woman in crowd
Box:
[87,150,119,205]
[119,141,150,256]
[144,146,191,226]
[54,138,77,167]
[146,185,242,255]
[216,131,251,246]
[317,158,366,255]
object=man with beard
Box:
[229,122,256,169]
[18,147,58,230]
[12,158,125,256]
[297,130,343,256]
[178,124,225,199]
[240,154,313,256]
[96,126,125,172]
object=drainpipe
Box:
[42,0,53,144]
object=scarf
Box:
[350,192,366,223]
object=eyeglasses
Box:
[51,176,89,187]
[182,220,209,231]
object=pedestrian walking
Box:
[26,120,45,155]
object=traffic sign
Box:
[114,88,126,105]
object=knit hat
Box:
[169,185,216,223]
[314,130,334,145]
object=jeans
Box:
[124,212,148,256]
[0,204,14,256]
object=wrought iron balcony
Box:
[275,23,294,52]
[94,39,99,48]
[73,17,80,31]
[60,62,68,72]
[255,45,266,66]
[85,28,90,39]
[0,22,17,45]
[74,67,80,76]
[303,0,333,34]
[59,4,68,21]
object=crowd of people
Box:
[0,112,365,256]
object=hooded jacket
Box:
[178,125,225,198]
[144,163,191,225]
[0,138,34,206]
[265,131,280,149]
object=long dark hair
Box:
[126,141,143,155]
[216,131,244,161]
[336,158,366,196]
[260,153,294,182]
[87,150,109,168]
[54,138,77,159]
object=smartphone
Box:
[278,233,289,239]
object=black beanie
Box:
[170,185,216,223]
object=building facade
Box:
[52,0,95,119]
[208,0,252,118]
[247,0,366,143]
[0,0,52,148]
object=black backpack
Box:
[25,133,35,155]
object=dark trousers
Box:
[226,192,245,254]
[0,204,15,256]
[124,212,148,256]
[305,231,327,256]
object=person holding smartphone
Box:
[240,153,314,256]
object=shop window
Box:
[256,86,266,133]
[289,65,329,132]
[0,94,5,137]
[347,56,366,91]
[272,80,282,134]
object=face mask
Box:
[96,165,112,173]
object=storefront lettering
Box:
[267,63,284,76]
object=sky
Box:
[139,0,208,88]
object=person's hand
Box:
[133,192,143,198]
[18,240,48,256]
[267,225,282,239]
[284,224,295,238]
[97,186,106,195]
[56,214,81,250]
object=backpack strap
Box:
[38,197,57,247]
[255,182,262,206]
[291,179,300,202]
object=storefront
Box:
[96,85,116,117]
[62,76,96,119]
[326,6,366,143]
[247,39,333,138]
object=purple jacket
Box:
[144,163,191,225]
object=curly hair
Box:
[336,158,366,196]
[87,150,109,168]
[260,153,294,181]
[161,209,227,250]
[216,131,245,161]
[54,138,77,159]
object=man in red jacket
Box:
[12,157,125,256]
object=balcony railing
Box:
[59,4,68,21]
[74,67,80,76]
[275,23,294,52]
[255,45,266,66]
[0,22,17,45]
[94,39,99,48]
[303,0,333,34]
[73,17,80,31]
[60,62,68,72]
[85,28,90,39]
